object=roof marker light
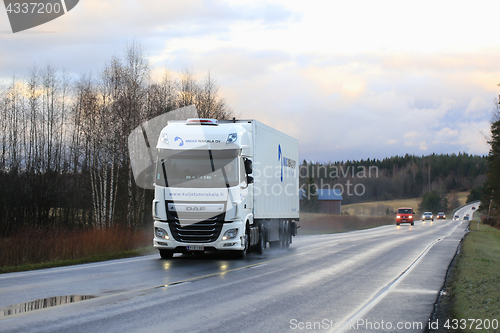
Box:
[186,118,218,125]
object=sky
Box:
[1,0,499,162]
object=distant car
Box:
[437,212,446,220]
[472,207,476,210]
[464,214,470,220]
[396,207,415,226]
[422,212,433,221]
[453,215,460,220]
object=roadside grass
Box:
[299,213,393,234]
[0,227,152,274]
[449,224,500,330]
[0,247,156,274]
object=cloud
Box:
[0,0,497,163]
[465,96,490,118]
[0,0,298,78]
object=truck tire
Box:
[235,228,249,259]
[284,221,291,248]
[256,226,265,255]
[159,249,174,259]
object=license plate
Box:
[187,245,204,251]
[402,220,407,222]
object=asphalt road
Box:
[0,211,471,333]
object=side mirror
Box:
[246,175,254,184]
[244,158,253,174]
[413,212,416,215]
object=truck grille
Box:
[169,220,223,243]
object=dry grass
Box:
[342,198,422,217]
[341,192,469,217]
[299,213,393,234]
[456,191,469,206]
[0,227,151,268]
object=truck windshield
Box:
[155,149,239,188]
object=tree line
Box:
[0,43,232,235]
[300,153,487,208]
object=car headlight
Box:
[396,215,400,218]
[222,228,238,240]
[155,227,170,240]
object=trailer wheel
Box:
[256,226,265,255]
[159,249,174,259]
[279,220,289,249]
[284,221,291,248]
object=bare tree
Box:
[0,42,234,235]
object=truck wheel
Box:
[236,228,249,259]
[284,221,291,248]
[279,220,286,248]
[256,226,265,255]
[159,249,174,259]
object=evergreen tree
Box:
[418,191,448,213]
[301,174,320,213]
[481,99,500,223]
[467,186,483,203]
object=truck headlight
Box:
[155,227,170,240]
[222,228,238,240]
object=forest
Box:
[300,153,487,206]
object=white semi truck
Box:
[152,118,299,258]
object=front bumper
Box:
[153,220,246,252]
[396,216,414,223]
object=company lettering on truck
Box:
[278,144,297,182]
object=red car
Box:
[396,207,415,226]
[436,212,446,220]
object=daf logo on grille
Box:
[186,206,206,211]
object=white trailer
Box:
[152,118,299,258]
